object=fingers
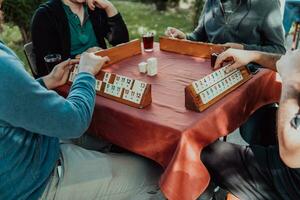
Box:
[166,27,177,38]
[69,59,79,65]
[101,56,110,63]
[87,0,96,10]
[214,50,231,69]
[225,62,240,73]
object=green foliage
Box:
[193,0,204,27]
[2,0,46,42]
[112,0,193,41]
[0,0,194,74]
[0,24,30,72]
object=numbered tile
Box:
[124,78,133,90]
[103,72,111,83]
[95,80,102,91]
[69,72,75,82]
[192,81,201,94]
[200,92,208,104]
[132,92,143,104]
[114,75,126,88]
[112,86,122,98]
[132,80,147,94]
[104,83,114,95]
[122,89,131,101]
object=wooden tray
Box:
[185,66,252,112]
[159,36,227,59]
[94,39,142,68]
[68,68,152,109]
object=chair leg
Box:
[292,22,299,50]
[296,26,300,49]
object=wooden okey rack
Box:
[159,36,227,59]
[69,67,152,109]
[94,39,142,68]
[185,66,252,112]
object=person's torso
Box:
[203,0,267,44]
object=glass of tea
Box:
[44,54,62,72]
[142,32,154,52]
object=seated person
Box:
[200,48,300,199]
[166,0,286,146]
[0,3,162,198]
[31,0,129,78]
[165,0,285,54]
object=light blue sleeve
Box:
[0,47,96,139]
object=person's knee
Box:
[201,140,223,168]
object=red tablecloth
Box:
[59,43,281,200]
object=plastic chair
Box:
[24,42,38,78]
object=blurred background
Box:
[0,0,205,72]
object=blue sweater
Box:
[0,42,96,200]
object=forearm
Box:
[103,1,118,17]
[249,51,282,71]
[278,78,300,168]
[244,43,286,55]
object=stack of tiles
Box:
[146,57,158,76]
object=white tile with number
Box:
[103,72,112,83]
[132,80,147,94]
[95,80,102,91]
[199,70,243,104]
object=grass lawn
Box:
[0,1,194,73]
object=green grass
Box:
[0,1,194,73]
[111,0,194,41]
[0,24,30,72]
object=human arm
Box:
[185,0,208,42]
[276,50,300,168]
[87,0,117,17]
[0,50,108,139]
[214,48,282,72]
[87,0,129,45]
[165,27,187,39]
[42,59,78,89]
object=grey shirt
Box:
[187,0,286,54]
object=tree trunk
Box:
[155,0,167,11]
[20,27,31,43]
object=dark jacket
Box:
[31,0,129,78]
[187,0,286,54]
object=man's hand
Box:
[78,52,110,76]
[43,59,79,89]
[165,27,186,39]
[214,48,257,71]
[277,50,300,83]
[223,42,244,50]
[87,0,117,17]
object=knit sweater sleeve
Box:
[100,10,129,46]
[0,44,96,139]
